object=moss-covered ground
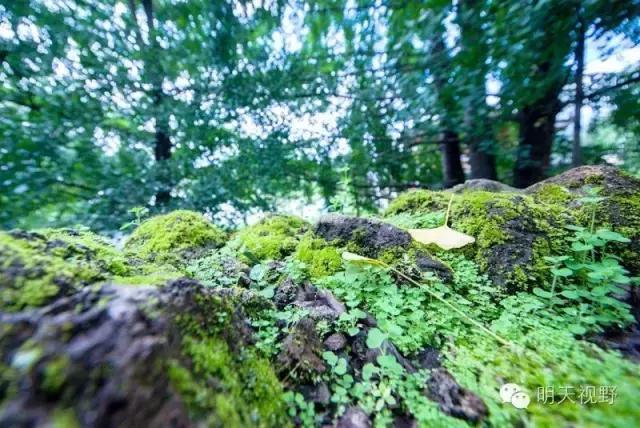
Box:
[1,173,639,427]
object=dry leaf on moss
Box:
[408,225,475,250]
[341,251,383,266]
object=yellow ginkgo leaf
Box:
[408,225,475,250]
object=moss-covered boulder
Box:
[2,167,640,428]
[0,279,289,427]
[124,210,227,266]
[314,215,412,258]
[385,189,572,292]
[0,229,131,312]
[312,214,453,282]
[233,214,308,262]
[451,178,517,193]
[294,234,342,279]
[526,165,640,277]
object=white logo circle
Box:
[499,383,530,409]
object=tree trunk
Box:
[440,130,465,188]
[141,0,172,205]
[154,127,172,205]
[572,13,585,167]
[428,30,465,188]
[469,146,497,180]
[458,0,497,180]
[466,107,497,180]
[513,97,561,188]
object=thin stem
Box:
[444,194,454,227]
[590,204,597,262]
[385,262,518,351]
[549,274,558,307]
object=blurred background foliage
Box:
[0,0,639,231]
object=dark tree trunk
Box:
[154,128,172,205]
[440,130,465,188]
[572,12,585,167]
[469,147,497,180]
[465,108,497,180]
[458,0,497,181]
[428,32,465,189]
[513,97,561,188]
[140,0,172,205]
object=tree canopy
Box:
[1,0,639,231]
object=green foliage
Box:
[532,191,636,334]
[322,265,432,353]
[283,391,317,427]
[1,0,322,231]
[120,206,150,231]
[187,246,249,288]
[2,0,639,231]
[323,230,640,426]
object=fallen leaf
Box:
[408,226,475,250]
[341,251,383,266]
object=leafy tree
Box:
[1,0,318,230]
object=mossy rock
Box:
[0,279,289,427]
[312,214,453,282]
[169,281,289,427]
[293,233,342,279]
[385,189,572,292]
[0,229,125,311]
[451,178,517,193]
[234,214,308,262]
[314,214,412,258]
[526,165,640,276]
[124,210,227,266]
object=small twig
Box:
[444,194,454,227]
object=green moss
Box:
[385,189,451,217]
[235,215,307,262]
[527,176,639,277]
[111,270,182,286]
[168,289,289,427]
[529,183,573,205]
[125,210,226,265]
[595,194,640,276]
[41,355,70,395]
[170,336,288,428]
[385,190,572,291]
[0,231,106,311]
[38,228,131,276]
[52,408,81,428]
[294,234,342,279]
